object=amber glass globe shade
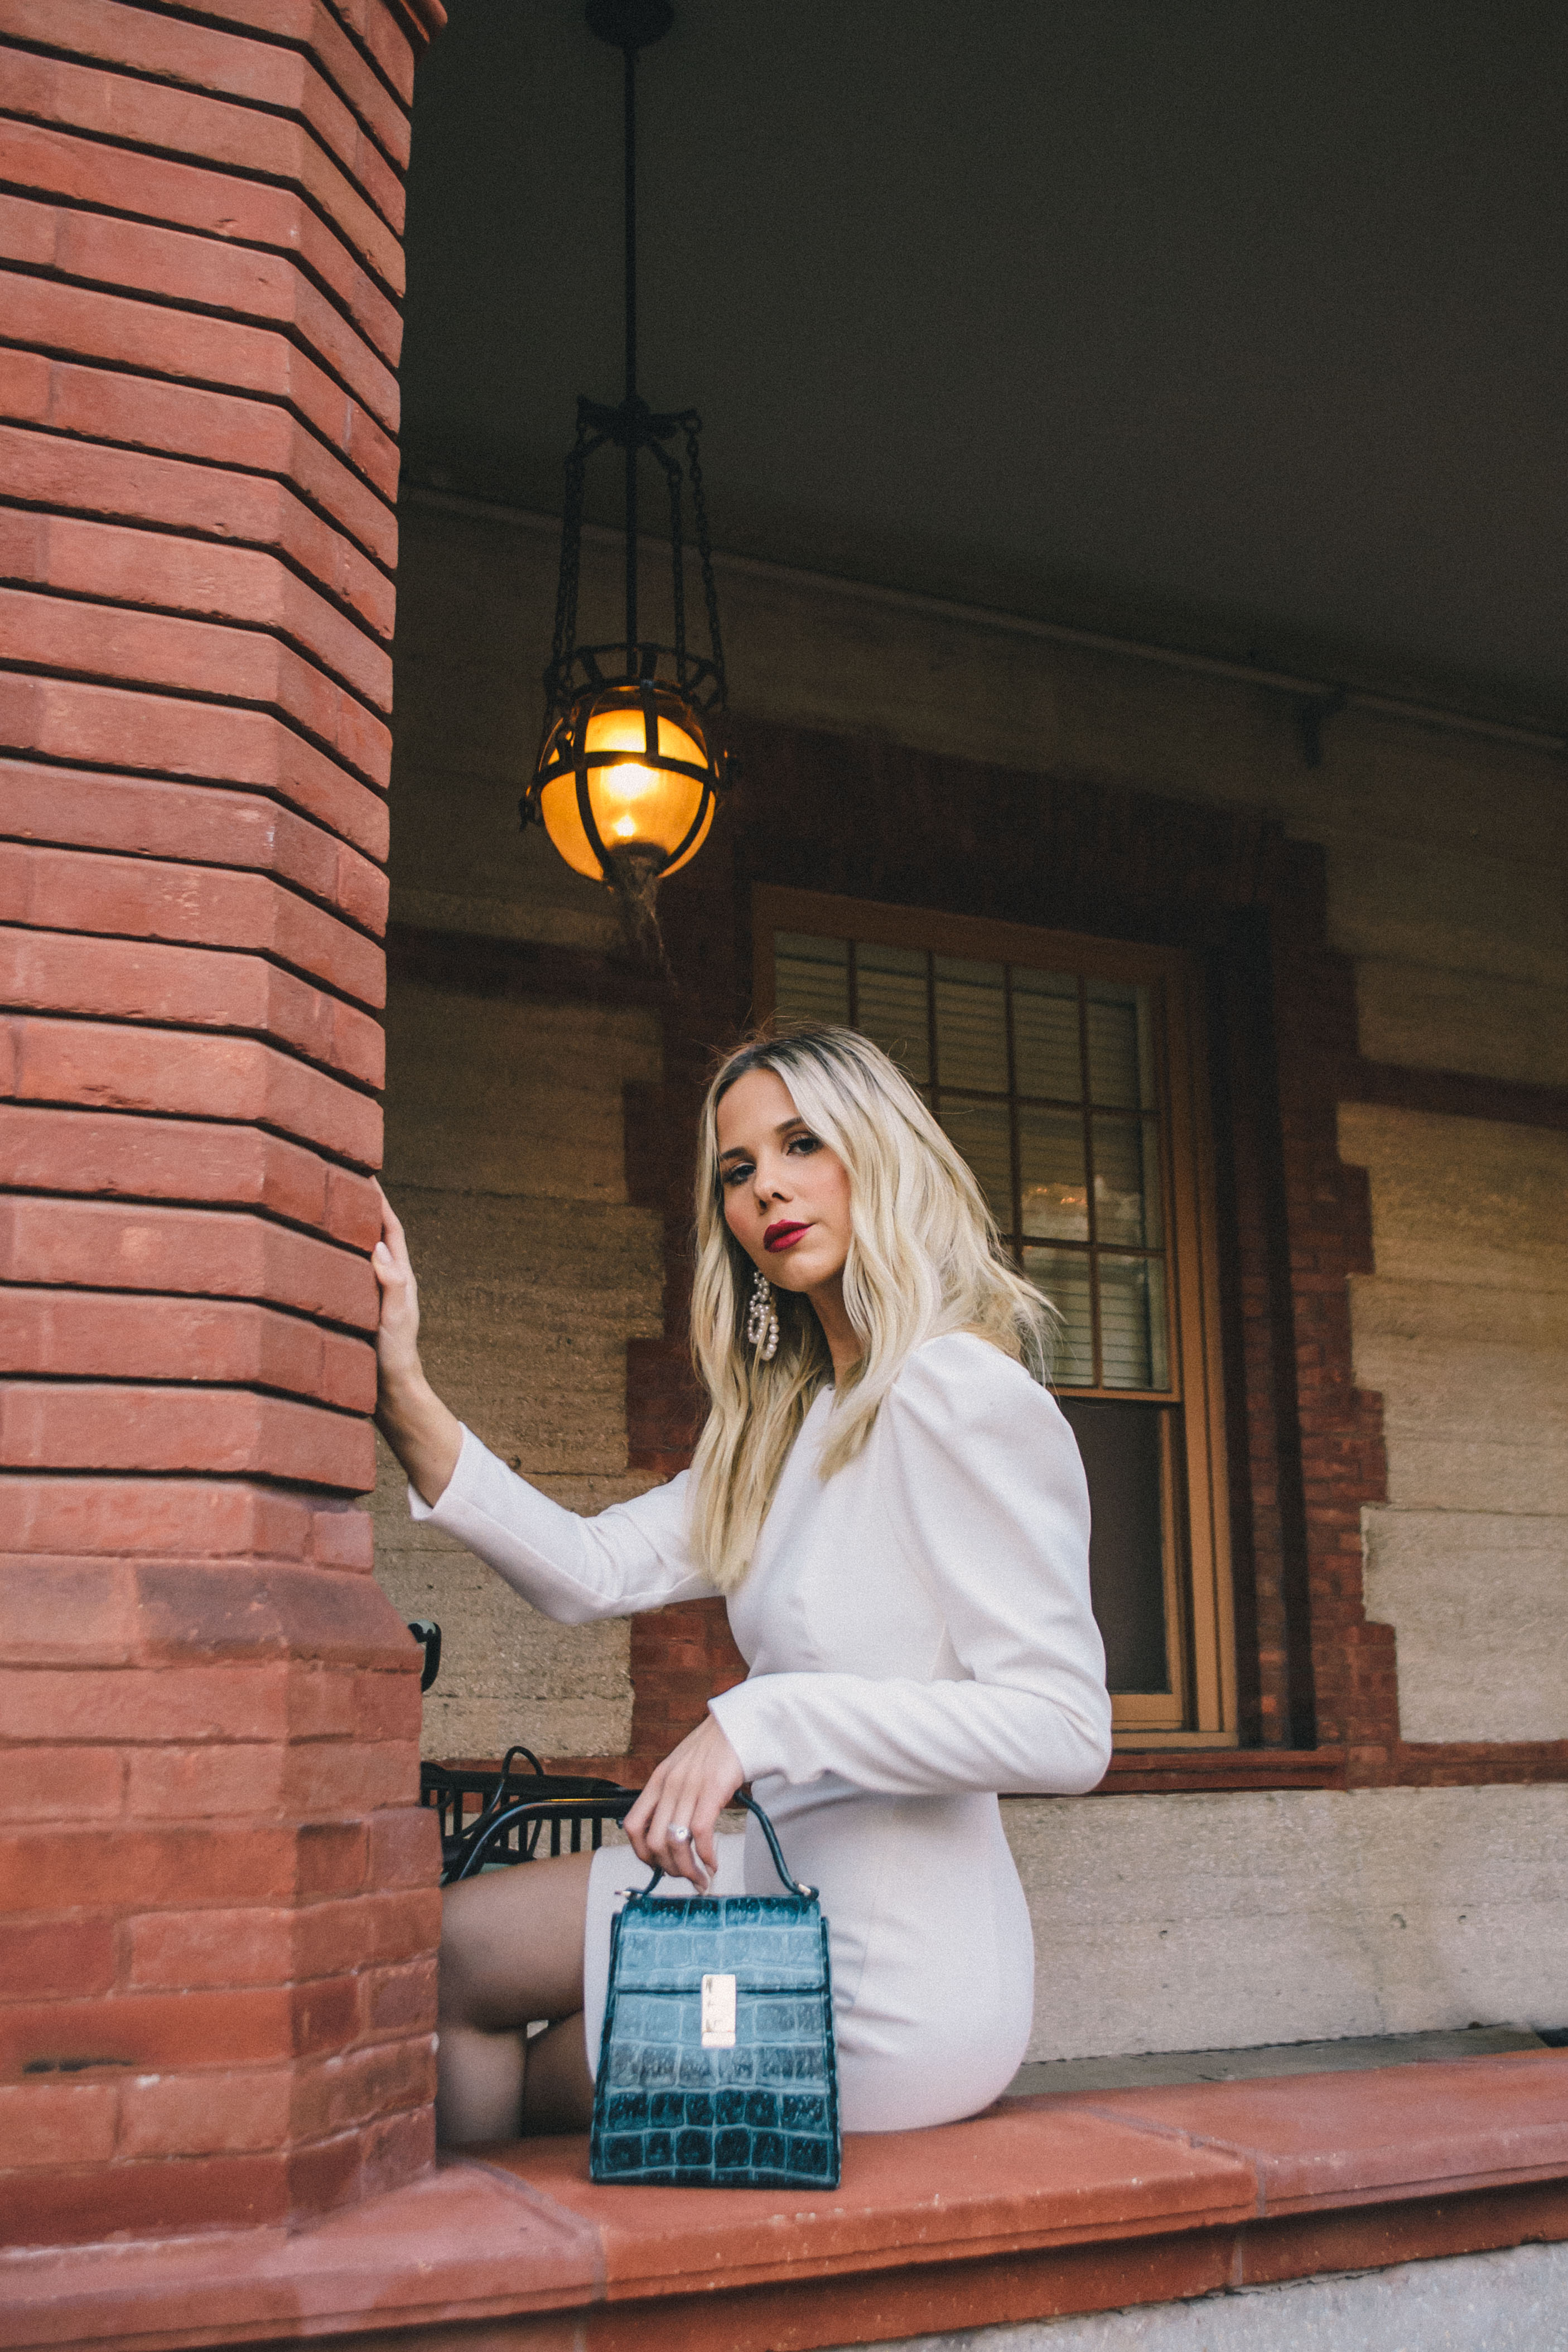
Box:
[534,686,718,883]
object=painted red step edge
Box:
[1,2052,1565,2352]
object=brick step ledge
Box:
[4,2051,1566,2352]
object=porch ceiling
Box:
[398,0,1568,735]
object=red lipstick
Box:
[763,1220,809,1252]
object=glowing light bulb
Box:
[532,689,720,881]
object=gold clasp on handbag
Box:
[701,1972,737,2049]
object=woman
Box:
[373,1024,1111,2146]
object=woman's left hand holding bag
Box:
[625,1714,745,1891]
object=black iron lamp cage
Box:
[521,0,731,938]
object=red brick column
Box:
[1,0,444,2246]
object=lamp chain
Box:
[684,417,726,698]
[664,447,688,678]
[527,0,728,962]
[622,37,639,653]
[551,420,591,690]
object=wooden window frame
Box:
[754,884,1237,1747]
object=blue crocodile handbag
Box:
[588,1794,840,2189]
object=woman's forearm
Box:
[376,1365,464,1508]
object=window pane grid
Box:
[774,930,1174,1396]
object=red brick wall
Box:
[1,0,445,2247]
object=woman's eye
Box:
[722,1161,754,1187]
[788,1133,821,1156]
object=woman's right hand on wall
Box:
[372,1184,424,1386]
[371,1183,464,1507]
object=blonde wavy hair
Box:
[687,1024,1057,1591]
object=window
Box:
[756,887,1236,1744]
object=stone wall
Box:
[373,979,663,1758]
[380,489,1567,2056]
[1008,1784,1568,2060]
[1343,1104,1568,1745]
[389,497,1568,1101]
[381,489,1567,1771]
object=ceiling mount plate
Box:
[585,0,674,51]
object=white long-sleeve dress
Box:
[412,1330,1112,2132]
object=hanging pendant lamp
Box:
[520,0,730,962]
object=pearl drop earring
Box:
[745,1264,780,1362]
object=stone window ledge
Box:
[1087,1746,1347,1794]
[5,2052,1566,2352]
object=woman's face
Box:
[716,1066,853,1297]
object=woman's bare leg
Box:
[436,1851,595,2144]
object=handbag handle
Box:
[636,1791,814,1900]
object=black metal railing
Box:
[419,1758,638,1885]
[408,1618,639,1886]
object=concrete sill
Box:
[4,2051,1566,2352]
[1090,1746,1347,1794]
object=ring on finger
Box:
[668,1824,692,1844]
